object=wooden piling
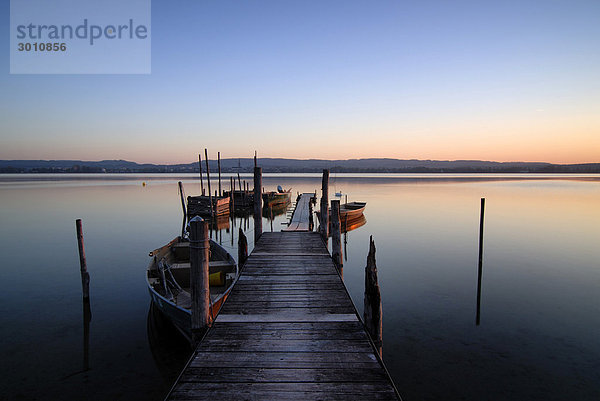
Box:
[364,235,382,356]
[75,219,90,301]
[204,149,214,218]
[476,197,485,325]
[218,152,222,197]
[189,216,210,344]
[238,227,248,268]
[254,151,257,168]
[331,200,343,274]
[253,167,263,242]
[230,177,235,213]
[198,154,204,196]
[178,181,187,237]
[320,169,330,241]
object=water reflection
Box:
[146,303,192,383]
[1,174,599,401]
[82,300,91,372]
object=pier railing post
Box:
[189,216,210,344]
[364,235,382,356]
[253,166,263,243]
[320,169,329,241]
[75,219,90,301]
[331,200,343,276]
[238,227,248,268]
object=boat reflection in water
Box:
[146,303,193,383]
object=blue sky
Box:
[1,0,599,163]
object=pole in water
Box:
[476,197,485,326]
[364,235,382,356]
[75,219,90,301]
[254,151,257,168]
[320,169,330,242]
[198,154,204,196]
[253,166,263,243]
[189,216,210,344]
[218,151,222,197]
[331,200,343,276]
[204,149,214,218]
[238,227,248,268]
[178,181,187,237]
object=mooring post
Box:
[308,198,314,231]
[230,176,235,214]
[331,200,343,275]
[364,235,382,356]
[218,151,222,197]
[253,167,263,242]
[189,216,210,344]
[476,197,485,325]
[198,154,204,196]
[204,149,214,218]
[75,219,90,301]
[178,181,187,237]
[320,169,330,241]
[238,227,248,268]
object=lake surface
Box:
[0,173,598,400]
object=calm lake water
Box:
[0,173,598,400]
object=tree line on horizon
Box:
[1,158,599,174]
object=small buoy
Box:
[142,182,146,187]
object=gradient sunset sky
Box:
[1,1,599,164]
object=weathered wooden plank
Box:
[196,339,374,353]
[237,275,339,282]
[207,321,364,331]
[172,382,397,394]
[189,351,378,367]
[171,382,398,400]
[204,329,369,341]
[215,313,358,322]
[205,330,367,341]
[178,366,390,383]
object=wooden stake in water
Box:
[238,227,248,268]
[364,235,382,356]
[75,219,90,301]
[331,200,343,275]
[189,217,210,344]
[320,169,330,241]
[253,166,263,243]
[476,197,485,326]
[198,154,204,196]
[204,149,214,218]
[218,151,222,197]
[178,181,187,237]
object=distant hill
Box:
[0,158,599,173]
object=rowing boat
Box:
[146,236,237,344]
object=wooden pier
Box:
[283,192,314,232]
[166,194,399,400]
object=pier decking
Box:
[282,192,314,232]
[166,195,399,400]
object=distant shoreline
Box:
[1,158,599,174]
